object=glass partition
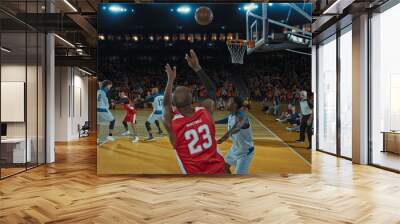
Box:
[339,27,352,158]
[0,1,46,179]
[1,31,28,177]
[370,3,400,171]
[317,35,337,154]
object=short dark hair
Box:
[232,96,244,109]
[101,80,112,88]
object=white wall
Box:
[54,66,89,141]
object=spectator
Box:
[296,91,313,149]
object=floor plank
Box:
[0,137,399,223]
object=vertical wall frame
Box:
[336,29,341,157]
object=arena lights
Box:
[106,32,240,43]
[268,3,274,6]
[177,6,191,14]
[109,5,127,13]
[243,3,258,11]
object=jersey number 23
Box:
[184,124,212,155]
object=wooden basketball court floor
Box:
[97,108,311,174]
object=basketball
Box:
[195,6,213,26]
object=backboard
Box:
[245,3,312,55]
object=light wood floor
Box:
[0,135,400,223]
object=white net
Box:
[227,41,247,64]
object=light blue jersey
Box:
[97,89,109,110]
[227,111,254,154]
[152,94,164,114]
[224,111,254,174]
[97,88,114,125]
[146,94,164,124]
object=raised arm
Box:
[185,49,217,113]
[162,63,176,147]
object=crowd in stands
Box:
[99,52,311,110]
[100,51,313,147]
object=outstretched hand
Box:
[185,49,202,72]
[165,63,176,81]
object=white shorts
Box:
[97,110,114,125]
[147,112,163,124]
[225,145,254,174]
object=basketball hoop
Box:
[226,39,253,64]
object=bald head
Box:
[173,86,193,108]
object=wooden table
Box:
[382,131,400,154]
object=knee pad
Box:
[109,120,115,129]
[145,121,151,131]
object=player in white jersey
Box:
[144,88,164,141]
[97,80,115,143]
[216,96,254,174]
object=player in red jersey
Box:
[162,50,225,174]
[119,91,139,143]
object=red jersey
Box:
[171,107,225,174]
[121,97,136,123]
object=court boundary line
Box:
[98,136,166,147]
[247,112,312,167]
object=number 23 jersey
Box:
[171,107,225,174]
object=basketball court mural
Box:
[97,3,312,175]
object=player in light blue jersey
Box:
[144,88,164,142]
[97,80,115,144]
[216,96,254,174]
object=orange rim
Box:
[248,40,255,48]
[226,39,248,46]
[226,39,255,48]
